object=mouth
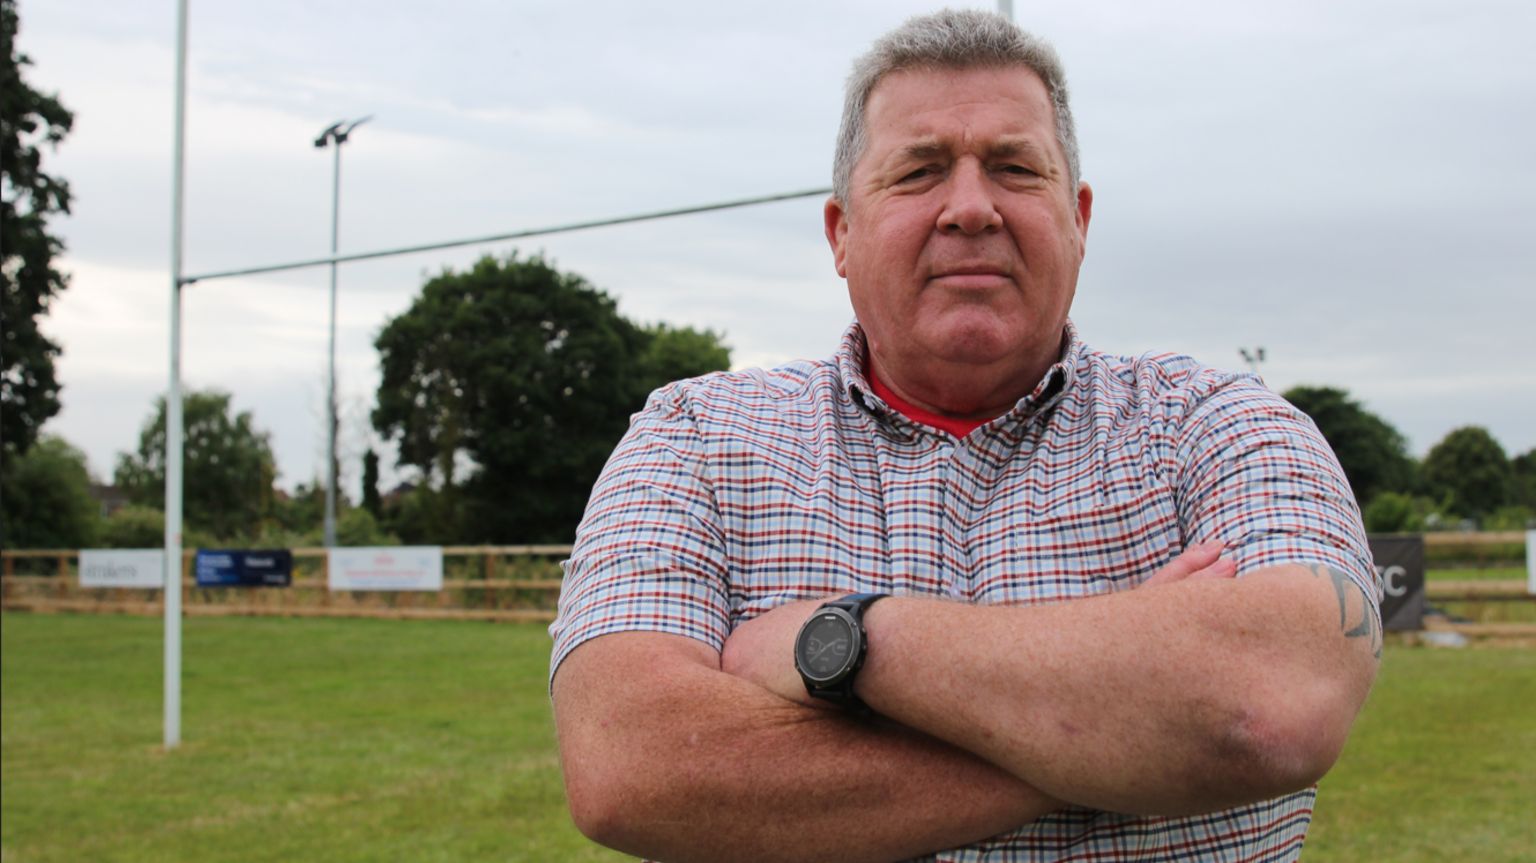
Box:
[929,265,1013,288]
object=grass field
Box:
[1,613,624,863]
[3,613,1533,862]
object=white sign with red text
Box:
[79,549,167,589]
[328,546,443,592]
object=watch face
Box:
[796,610,858,683]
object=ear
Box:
[1074,181,1093,259]
[824,196,850,278]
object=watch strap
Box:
[801,592,888,711]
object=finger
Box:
[1185,556,1238,580]
[1142,541,1224,587]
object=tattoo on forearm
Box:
[1308,564,1383,659]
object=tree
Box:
[0,434,99,548]
[114,390,278,541]
[639,323,732,386]
[373,253,730,543]
[100,505,166,549]
[1,0,74,460]
[1421,426,1510,520]
[270,479,325,536]
[1281,386,1416,508]
[361,448,382,518]
[1511,448,1536,512]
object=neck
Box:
[866,330,1066,419]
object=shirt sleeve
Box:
[1168,372,1381,619]
[549,385,731,686]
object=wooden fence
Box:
[1,545,572,623]
[2,532,1530,626]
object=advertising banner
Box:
[1368,535,1424,631]
[194,549,293,587]
[1527,531,1535,596]
[79,549,166,589]
[328,546,443,592]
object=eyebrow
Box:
[896,136,1056,167]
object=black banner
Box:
[1367,535,1424,631]
[194,549,293,587]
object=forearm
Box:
[554,633,1058,863]
[855,564,1379,815]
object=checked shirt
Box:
[551,322,1378,862]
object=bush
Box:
[1363,492,1424,533]
[336,508,398,547]
[0,436,100,549]
[1483,505,1535,531]
[99,505,215,550]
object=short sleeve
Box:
[1170,375,1381,618]
[548,386,731,685]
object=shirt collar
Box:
[837,320,1081,430]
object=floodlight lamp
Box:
[314,120,346,148]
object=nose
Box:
[937,160,1002,235]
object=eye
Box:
[999,164,1038,177]
[899,166,935,183]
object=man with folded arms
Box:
[550,9,1380,862]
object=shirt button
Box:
[946,582,965,599]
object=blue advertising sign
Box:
[194,549,293,587]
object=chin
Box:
[926,324,1019,366]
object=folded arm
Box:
[724,557,1380,815]
[553,632,1058,863]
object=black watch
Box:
[794,593,889,711]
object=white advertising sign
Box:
[79,549,166,589]
[328,546,443,592]
[1527,530,1535,596]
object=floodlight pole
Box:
[314,116,371,548]
[164,0,190,751]
[1239,346,1267,376]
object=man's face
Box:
[825,65,1092,409]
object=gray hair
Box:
[832,8,1080,205]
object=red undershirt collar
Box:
[866,364,993,438]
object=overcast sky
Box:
[16,0,1535,499]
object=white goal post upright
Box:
[164,0,189,751]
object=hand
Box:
[1139,540,1237,588]
[719,543,1236,704]
[720,598,826,706]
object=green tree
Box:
[98,504,216,549]
[113,390,278,541]
[1,0,73,461]
[269,480,324,536]
[1511,448,1536,512]
[100,505,165,549]
[335,507,396,547]
[373,253,730,543]
[361,448,382,518]
[1421,426,1510,520]
[639,322,731,388]
[1360,491,1432,534]
[380,483,462,546]
[0,434,99,548]
[1281,386,1416,507]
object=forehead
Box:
[862,65,1056,151]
